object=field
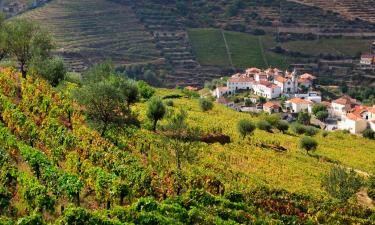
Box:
[134,89,375,197]
[188,28,373,70]
[1,67,375,223]
[188,28,288,69]
[21,0,162,72]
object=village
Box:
[197,66,375,135]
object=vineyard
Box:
[0,67,375,223]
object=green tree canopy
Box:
[147,97,166,131]
[6,19,54,78]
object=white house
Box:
[285,98,312,113]
[360,54,374,65]
[298,73,316,88]
[273,75,298,94]
[339,113,368,134]
[294,92,322,103]
[331,97,353,118]
[263,102,281,114]
[253,81,281,99]
[227,76,253,92]
[213,86,230,98]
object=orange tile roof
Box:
[300,73,316,80]
[217,86,229,91]
[263,102,280,109]
[288,98,312,105]
[345,113,364,121]
[369,107,375,114]
[275,76,288,83]
[228,77,253,83]
[333,97,352,105]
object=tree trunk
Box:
[20,63,26,78]
[101,123,108,136]
[153,119,158,131]
[75,192,80,206]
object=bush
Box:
[237,119,256,139]
[275,120,289,133]
[199,98,213,112]
[368,176,375,200]
[322,131,329,138]
[257,120,272,132]
[305,126,318,136]
[165,99,174,107]
[363,129,375,140]
[36,57,67,87]
[299,136,318,154]
[292,123,306,135]
[322,166,364,202]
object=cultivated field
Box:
[21,0,162,72]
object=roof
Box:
[246,67,260,73]
[361,54,374,59]
[369,107,375,114]
[185,86,198,91]
[275,76,288,83]
[321,101,332,108]
[333,97,352,106]
[345,113,364,121]
[228,76,253,83]
[217,97,232,104]
[263,102,280,109]
[288,98,312,105]
[217,86,229,91]
[300,73,316,80]
[257,80,279,89]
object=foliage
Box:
[299,136,318,154]
[33,56,66,87]
[256,120,272,132]
[275,120,289,133]
[6,19,53,77]
[147,97,166,131]
[297,111,311,125]
[316,110,329,122]
[138,80,155,100]
[321,166,364,202]
[199,98,213,112]
[363,129,375,140]
[237,119,255,139]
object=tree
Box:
[257,96,267,105]
[82,60,115,84]
[237,119,256,139]
[74,76,132,136]
[199,98,213,112]
[312,104,327,115]
[147,97,166,131]
[0,14,8,61]
[316,111,329,122]
[363,129,375,140]
[6,19,53,78]
[297,111,311,125]
[257,120,272,132]
[276,120,289,133]
[244,99,253,107]
[321,166,363,202]
[34,57,66,87]
[299,136,317,154]
[137,80,155,100]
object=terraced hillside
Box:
[292,0,375,24]
[22,0,163,72]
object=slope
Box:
[21,0,163,72]
[0,67,375,223]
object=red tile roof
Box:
[333,97,352,106]
[263,102,280,109]
[345,113,364,121]
[275,76,288,83]
[288,98,312,105]
[228,77,253,83]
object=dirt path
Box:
[357,188,374,208]
[221,29,234,69]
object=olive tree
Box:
[147,97,166,131]
[6,19,53,78]
[237,119,256,139]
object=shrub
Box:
[363,129,375,140]
[297,111,310,125]
[305,126,318,136]
[264,114,280,126]
[368,176,375,200]
[257,120,272,132]
[147,97,166,131]
[275,120,289,133]
[322,131,329,138]
[299,136,318,154]
[322,166,364,202]
[316,111,329,122]
[291,123,306,135]
[237,119,256,139]
[199,98,213,112]
[165,99,174,107]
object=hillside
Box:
[21,0,163,72]
[1,67,375,223]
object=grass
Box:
[188,28,372,70]
[187,28,230,67]
[134,89,375,198]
